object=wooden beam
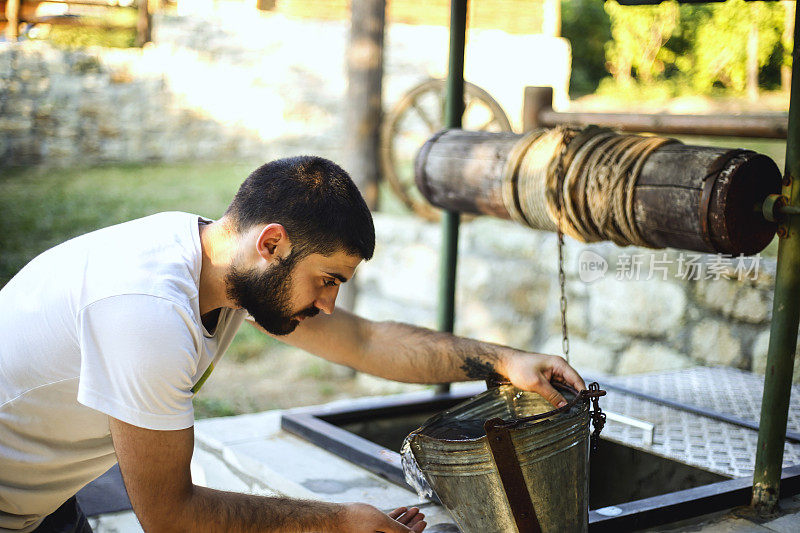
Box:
[5,0,20,41]
[136,0,150,46]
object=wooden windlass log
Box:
[414,128,781,255]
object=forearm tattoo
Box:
[460,356,505,382]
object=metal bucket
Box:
[402,383,604,533]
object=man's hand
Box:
[337,503,426,532]
[503,353,586,408]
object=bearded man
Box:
[0,156,585,533]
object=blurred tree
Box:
[687,0,783,93]
[561,0,612,96]
[603,0,679,85]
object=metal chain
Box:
[558,227,569,363]
[553,128,575,365]
[589,382,607,451]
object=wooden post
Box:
[344,0,384,209]
[5,0,20,42]
[340,0,385,314]
[256,0,276,10]
[522,86,553,132]
[136,0,151,47]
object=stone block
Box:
[0,116,33,133]
[5,98,34,117]
[695,279,737,315]
[353,294,436,329]
[357,241,440,308]
[462,217,542,261]
[543,292,589,338]
[0,53,13,78]
[588,277,686,337]
[695,279,770,324]
[732,286,770,324]
[99,140,128,161]
[616,342,694,375]
[455,301,536,349]
[4,79,22,94]
[691,319,742,366]
[43,139,78,161]
[538,335,616,375]
[457,256,552,316]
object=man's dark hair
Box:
[225,156,375,260]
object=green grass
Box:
[192,396,239,419]
[0,160,259,286]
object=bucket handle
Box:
[483,383,606,533]
[484,382,606,430]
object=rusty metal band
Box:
[699,149,752,250]
[484,418,543,533]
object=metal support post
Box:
[752,4,800,513]
[435,0,467,395]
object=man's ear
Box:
[254,223,291,262]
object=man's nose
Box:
[315,286,339,315]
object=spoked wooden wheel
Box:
[380,78,513,221]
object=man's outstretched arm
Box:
[109,417,426,533]
[255,309,586,408]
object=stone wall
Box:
[0,3,571,167]
[0,42,268,166]
[354,213,791,381]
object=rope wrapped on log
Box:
[414,126,781,255]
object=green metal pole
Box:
[435,0,467,395]
[752,5,800,513]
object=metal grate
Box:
[596,367,800,478]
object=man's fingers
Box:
[388,507,406,520]
[411,520,427,532]
[405,510,424,527]
[538,379,567,408]
[558,359,586,391]
[393,507,420,525]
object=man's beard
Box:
[225,252,319,336]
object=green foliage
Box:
[684,0,784,93]
[45,26,136,50]
[561,0,612,96]
[565,0,791,97]
[604,0,680,85]
[28,10,138,49]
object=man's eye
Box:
[324,279,338,287]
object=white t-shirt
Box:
[0,212,246,532]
